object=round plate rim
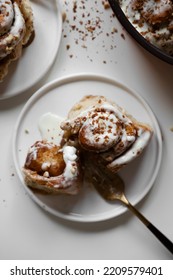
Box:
[12,72,163,223]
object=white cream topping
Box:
[28,145,38,161]
[62,146,78,180]
[41,162,51,171]
[43,171,49,178]
[108,130,151,169]
[38,112,64,145]
[81,110,120,148]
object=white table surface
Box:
[0,0,173,260]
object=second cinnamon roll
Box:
[61,95,153,173]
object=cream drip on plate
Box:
[38,112,64,145]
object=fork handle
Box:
[125,200,173,254]
[147,223,173,254]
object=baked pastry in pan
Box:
[61,95,153,173]
[23,141,82,195]
[120,0,173,56]
[0,0,35,82]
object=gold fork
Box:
[89,166,173,255]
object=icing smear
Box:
[62,146,78,181]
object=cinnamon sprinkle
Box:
[62,0,124,63]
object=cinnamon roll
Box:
[120,0,173,56]
[23,141,82,195]
[0,0,34,82]
[61,95,153,173]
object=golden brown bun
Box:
[23,141,82,195]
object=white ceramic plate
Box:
[0,0,62,100]
[13,73,162,222]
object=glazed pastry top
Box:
[61,95,153,172]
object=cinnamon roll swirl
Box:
[0,0,34,82]
[23,141,82,195]
[61,95,153,173]
[120,0,173,56]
